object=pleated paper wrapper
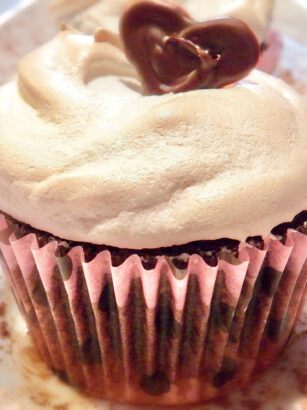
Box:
[0,213,306,406]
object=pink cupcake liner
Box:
[0,213,306,405]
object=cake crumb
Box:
[0,302,6,317]
[0,320,10,338]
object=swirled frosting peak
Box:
[0,27,306,249]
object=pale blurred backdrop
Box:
[0,0,21,14]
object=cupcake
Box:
[0,0,306,405]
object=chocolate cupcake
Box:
[0,0,306,405]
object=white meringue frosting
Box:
[56,0,274,43]
[0,27,306,249]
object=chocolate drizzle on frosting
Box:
[120,0,260,94]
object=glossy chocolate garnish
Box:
[120,0,260,95]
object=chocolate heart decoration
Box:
[120,0,260,95]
